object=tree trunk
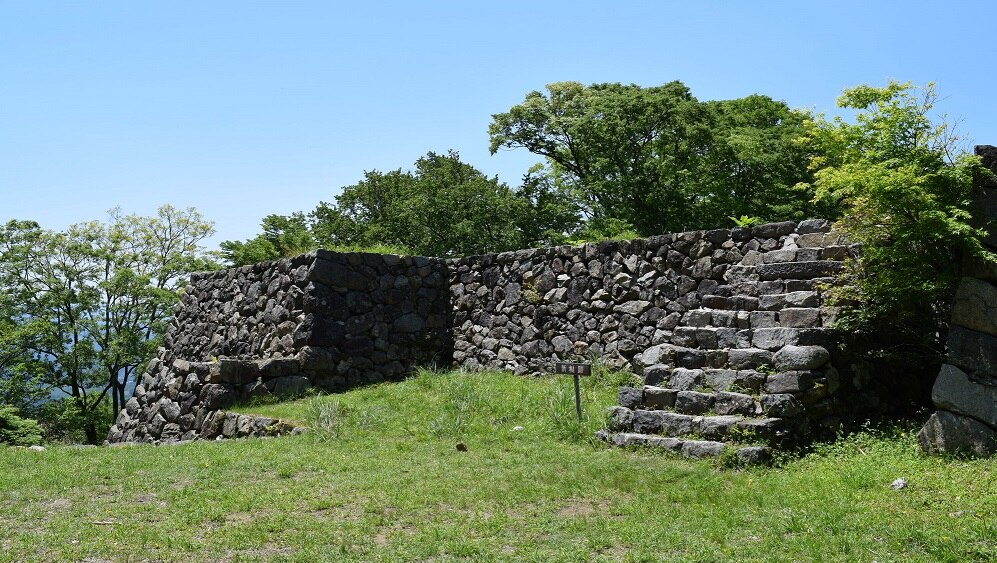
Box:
[84,421,98,445]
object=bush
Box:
[0,405,43,446]
[35,398,112,444]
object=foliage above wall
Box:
[798,81,997,373]
[221,151,578,264]
[222,81,832,265]
[489,81,834,235]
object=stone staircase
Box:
[597,289,841,464]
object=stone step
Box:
[639,366,824,396]
[608,406,793,444]
[667,325,830,351]
[594,430,772,464]
[639,342,833,373]
[620,385,807,419]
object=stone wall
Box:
[107,250,450,443]
[450,219,858,458]
[110,218,862,453]
[918,145,997,457]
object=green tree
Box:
[0,206,218,443]
[222,150,578,264]
[489,81,821,235]
[799,81,995,374]
[0,404,42,446]
[219,213,316,266]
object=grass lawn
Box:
[0,369,994,562]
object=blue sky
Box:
[2,1,995,250]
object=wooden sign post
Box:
[555,362,592,421]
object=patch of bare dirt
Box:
[557,499,612,518]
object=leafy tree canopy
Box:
[489,81,830,235]
[222,151,578,264]
[799,81,996,365]
[0,206,218,443]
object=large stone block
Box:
[760,393,803,417]
[199,384,235,410]
[951,278,997,337]
[797,219,832,235]
[946,325,997,376]
[607,406,634,432]
[699,415,741,439]
[714,391,755,415]
[751,327,801,351]
[674,390,714,415]
[643,364,671,386]
[751,221,796,238]
[643,386,677,409]
[778,308,821,328]
[765,371,814,394]
[727,348,773,370]
[618,387,643,409]
[774,345,829,371]
[632,410,666,433]
[931,364,997,428]
[918,410,997,457]
[964,254,997,284]
[310,257,370,290]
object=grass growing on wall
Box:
[0,370,993,562]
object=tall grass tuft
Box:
[305,395,387,441]
[428,373,487,439]
[546,359,635,444]
[306,395,345,441]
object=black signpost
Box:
[555,362,592,421]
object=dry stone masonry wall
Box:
[918,145,997,457]
[110,219,864,457]
[108,250,450,443]
[449,219,857,459]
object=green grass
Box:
[0,369,994,562]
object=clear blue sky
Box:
[2,1,995,250]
